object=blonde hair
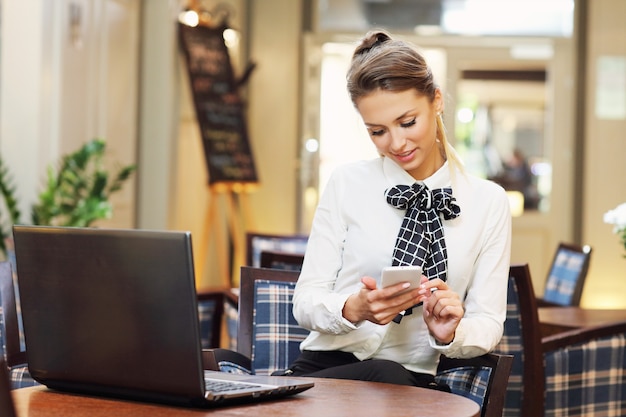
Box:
[347,30,464,174]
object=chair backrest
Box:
[245,232,308,267]
[494,264,545,417]
[196,290,227,349]
[540,242,592,306]
[0,358,17,417]
[259,250,305,271]
[0,261,26,367]
[436,352,513,417]
[238,266,309,375]
[0,261,40,389]
[542,321,626,415]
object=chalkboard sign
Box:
[179,23,258,185]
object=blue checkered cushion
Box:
[218,361,253,375]
[544,333,626,417]
[493,275,524,417]
[435,365,492,411]
[8,365,39,389]
[543,249,586,306]
[250,280,309,375]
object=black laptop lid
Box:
[12,225,206,404]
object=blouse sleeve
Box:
[292,168,359,334]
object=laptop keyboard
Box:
[204,378,263,393]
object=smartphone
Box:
[381,265,423,293]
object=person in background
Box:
[284,30,511,390]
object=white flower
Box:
[604,202,626,233]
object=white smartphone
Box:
[381,265,423,292]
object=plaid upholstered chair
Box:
[537,243,592,307]
[496,262,626,416]
[494,264,545,417]
[236,266,307,375]
[436,353,513,417]
[0,261,39,389]
[196,290,227,349]
[208,266,513,417]
[542,320,626,416]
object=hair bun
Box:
[354,30,392,57]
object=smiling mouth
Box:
[393,149,416,160]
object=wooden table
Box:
[12,378,480,417]
[539,307,626,337]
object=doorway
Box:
[298,33,576,291]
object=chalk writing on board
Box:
[179,23,258,185]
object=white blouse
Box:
[292,157,512,375]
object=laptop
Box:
[12,225,313,408]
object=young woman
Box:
[287,30,511,390]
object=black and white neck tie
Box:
[385,183,460,323]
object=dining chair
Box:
[207,266,514,417]
[245,232,308,267]
[259,250,305,271]
[496,262,626,416]
[493,263,545,417]
[0,261,39,389]
[537,242,592,307]
[236,266,307,375]
[0,357,17,417]
[196,289,227,349]
[436,352,513,417]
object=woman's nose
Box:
[389,128,407,152]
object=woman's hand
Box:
[342,276,424,325]
[419,277,464,344]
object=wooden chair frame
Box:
[506,264,546,417]
[542,320,626,352]
[0,261,27,367]
[259,250,305,271]
[245,232,308,267]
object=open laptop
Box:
[12,225,313,408]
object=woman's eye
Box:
[400,118,416,128]
[370,129,385,137]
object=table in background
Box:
[12,378,480,417]
[539,307,626,337]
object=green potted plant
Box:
[0,138,136,259]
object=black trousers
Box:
[277,350,450,392]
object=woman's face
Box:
[356,88,444,180]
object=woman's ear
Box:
[434,88,444,115]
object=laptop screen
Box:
[13,226,207,403]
